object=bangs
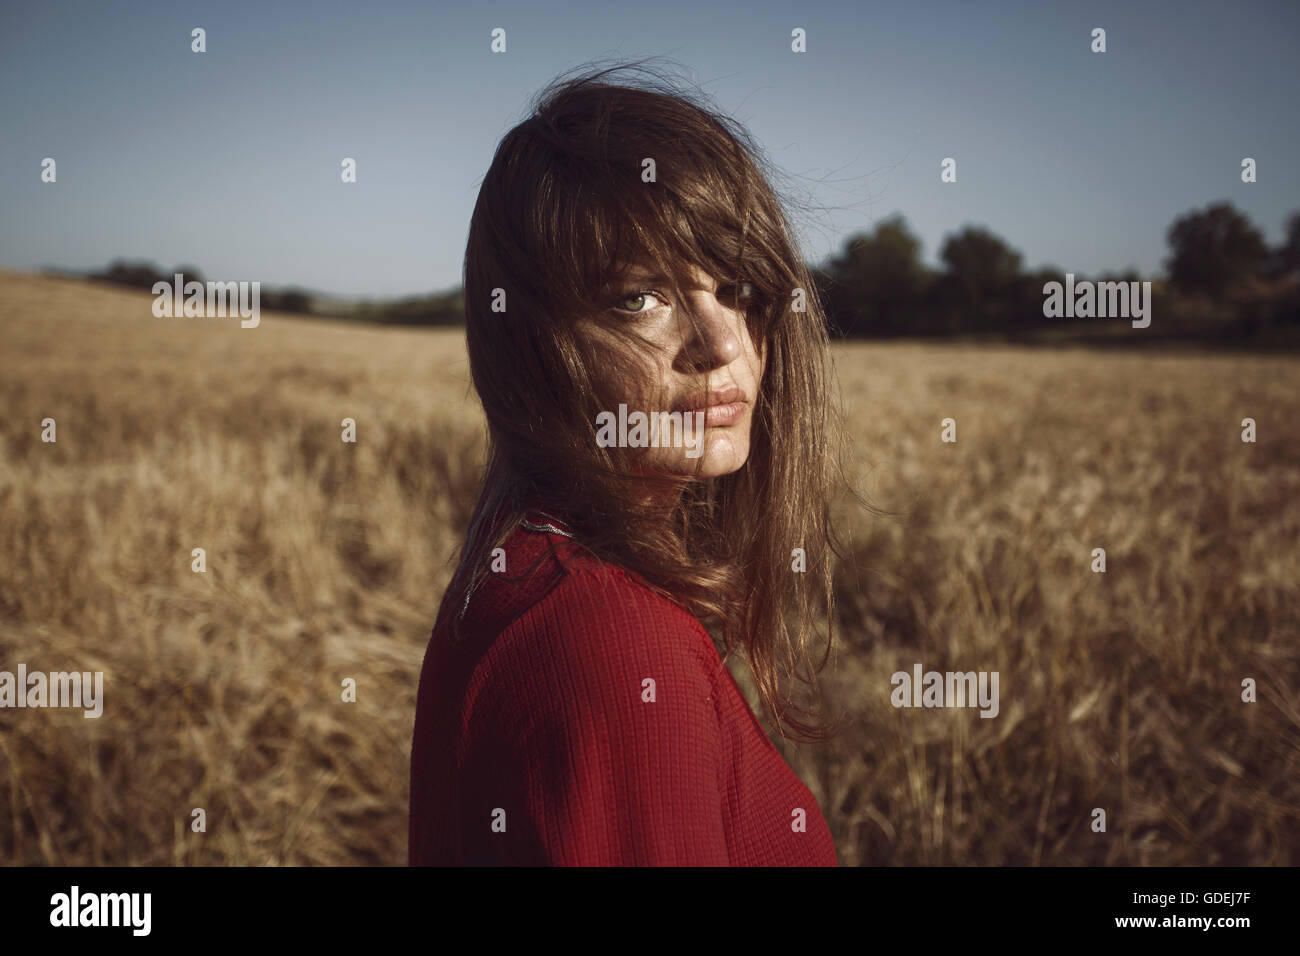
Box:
[555,171,785,342]
[512,82,791,336]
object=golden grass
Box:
[1,269,1296,865]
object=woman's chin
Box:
[646,431,750,478]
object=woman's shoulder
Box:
[507,520,716,650]
[464,520,728,714]
[468,514,708,633]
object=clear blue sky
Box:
[2,0,1296,297]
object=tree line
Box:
[812,202,1300,342]
[78,201,1300,343]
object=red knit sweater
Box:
[408,514,838,866]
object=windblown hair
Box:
[438,60,850,741]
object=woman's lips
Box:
[697,400,746,427]
[674,386,748,426]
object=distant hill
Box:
[64,258,464,327]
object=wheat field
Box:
[1,269,1296,866]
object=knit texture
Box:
[409,516,838,866]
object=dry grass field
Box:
[1,269,1296,866]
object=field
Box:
[1,269,1296,865]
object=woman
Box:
[409,62,847,866]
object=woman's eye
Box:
[611,281,754,315]
[615,290,666,314]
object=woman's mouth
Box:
[697,401,746,426]
[674,387,748,427]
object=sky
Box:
[2,0,1297,297]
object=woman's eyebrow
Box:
[597,272,669,297]
[610,271,726,292]
[611,270,670,286]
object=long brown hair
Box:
[439,60,850,742]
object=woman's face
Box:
[577,262,766,481]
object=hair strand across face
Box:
[441,60,852,742]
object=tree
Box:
[272,289,312,313]
[818,215,928,336]
[936,226,1024,332]
[940,227,1023,298]
[1165,202,1267,300]
[93,259,168,291]
[1275,210,1300,278]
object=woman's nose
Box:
[681,294,742,368]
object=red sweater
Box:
[409,514,838,866]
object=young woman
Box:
[409,62,847,866]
